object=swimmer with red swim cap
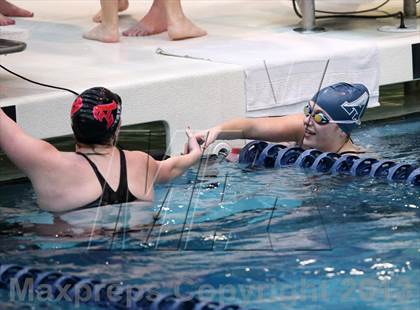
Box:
[0,87,202,212]
[196,82,370,155]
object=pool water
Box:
[0,113,419,309]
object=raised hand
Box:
[193,126,221,149]
[185,126,202,154]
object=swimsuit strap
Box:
[339,150,366,155]
[74,149,138,209]
[116,148,129,200]
[76,152,108,189]
[118,148,138,202]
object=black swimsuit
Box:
[76,148,137,210]
[339,150,366,155]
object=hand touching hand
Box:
[193,126,221,149]
[185,126,202,155]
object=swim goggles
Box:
[303,104,361,125]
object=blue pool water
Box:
[0,115,419,309]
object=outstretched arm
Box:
[195,114,306,147]
[155,127,202,183]
[0,107,61,179]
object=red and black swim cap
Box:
[71,87,122,145]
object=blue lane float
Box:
[407,168,420,186]
[255,143,286,168]
[239,141,420,186]
[330,154,360,175]
[274,147,304,168]
[0,264,253,310]
[369,160,397,178]
[311,152,341,173]
[295,149,323,169]
[387,163,416,182]
[350,158,379,177]
[238,141,268,168]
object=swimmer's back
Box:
[33,148,156,212]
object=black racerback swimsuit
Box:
[75,148,138,210]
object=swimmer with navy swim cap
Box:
[311,82,369,135]
[0,86,202,212]
[195,82,370,155]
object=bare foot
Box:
[93,0,128,23]
[122,4,167,36]
[83,24,120,43]
[167,17,207,41]
[0,12,15,25]
[0,0,33,17]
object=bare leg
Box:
[0,12,14,26]
[93,0,128,23]
[0,0,33,17]
[165,0,206,40]
[122,0,167,37]
[84,0,120,43]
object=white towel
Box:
[158,33,379,117]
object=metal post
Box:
[294,0,325,33]
[301,0,315,30]
[404,0,417,18]
[378,0,419,32]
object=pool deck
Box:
[0,0,419,155]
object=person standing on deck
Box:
[84,0,206,43]
[0,0,33,26]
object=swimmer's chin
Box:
[301,139,316,150]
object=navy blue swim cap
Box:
[71,87,122,145]
[312,82,369,134]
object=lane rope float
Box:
[0,263,254,310]
[238,141,420,186]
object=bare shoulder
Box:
[355,146,378,158]
[123,150,158,171]
[31,152,92,210]
[123,149,151,161]
[123,150,158,198]
[42,152,88,181]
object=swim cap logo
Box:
[71,97,83,117]
[340,92,369,121]
[93,101,118,129]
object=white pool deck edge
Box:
[0,1,419,155]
